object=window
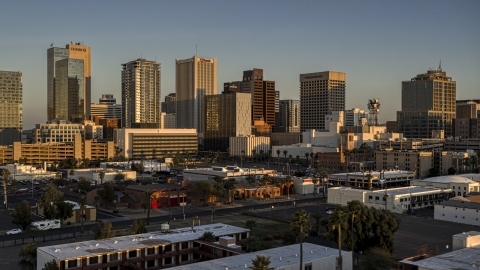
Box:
[89,256,99,265]
[147,260,155,268]
[109,266,119,270]
[369,196,373,200]
[181,254,189,262]
[164,245,172,252]
[129,250,137,258]
[67,260,78,268]
[164,257,172,265]
[109,253,119,261]
[181,242,189,249]
[305,265,313,270]
[147,247,155,255]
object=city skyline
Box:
[0,1,479,129]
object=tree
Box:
[276,150,281,165]
[282,150,288,161]
[11,178,18,193]
[245,235,271,252]
[285,176,292,199]
[69,169,75,186]
[114,172,125,181]
[291,210,311,270]
[18,243,37,270]
[141,189,158,225]
[200,231,215,242]
[321,170,329,197]
[249,255,274,270]
[311,213,322,236]
[132,219,148,234]
[246,174,256,184]
[191,180,216,205]
[304,152,310,166]
[39,183,64,220]
[2,169,10,210]
[78,196,87,233]
[357,247,394,270]
[448,167,457,175]
[245,219,257,235]
[92,222,115,240]
[56,201,74,224]
[41,260,59,270]
[11,200,33,230]
[343,149,351,175]
[98,170,106,185]
[97,181,116,209]
[77,177,91,194]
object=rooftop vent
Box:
[55,249,61,253]
[75,246,79,250]
[114,241,118,244]
[96,244,99,246]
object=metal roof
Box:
[38,223,249,261]
[400,246,480,270]
[420,175,477,184]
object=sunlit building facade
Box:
[0,70,22,145]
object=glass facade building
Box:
[397,68,456,138]
[0,71,22,145]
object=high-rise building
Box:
[47,43,91,122]
[222,82,241,94]
[203,92,252,152]
[453,100,480,139]
[162,93,177,114]
[397,68,456,138]
[0,70,22,145]
[344,108,368,127]
[91,94,122,120]
[121,59,161,128]
[276,100,300,133]
[175,56,217,133]
[300,71,346,132]
[241,69,276,128]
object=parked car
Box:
[33,181,40,185]
[6,229,22,235]
[15,191,23,194]
[18,188,28,192]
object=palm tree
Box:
[285,176,292,199]
[279,178,287,199]
[304,153,310,167]
[98,170,105,185]
[142,190,158,225]
[249,255,274,270]
[200,231,215,242]
[69,169,75,186]
[321,170,329,197]
[291,210,311,270]
[245,219,257,234]
[352,148,358,162]
[252,149,257,161]
[283,150,288,162]
[463,158,471,173]
[276,150,281,165]
[312,213,323,236]
[259,150,264,161]
[343,149,351,177]
[2,169,10,210]
[78,196,87,233]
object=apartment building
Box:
[34,119,84,143]
[36,224,249,270]
[300,71,346,132]
[374,150,434,179]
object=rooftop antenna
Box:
[439,60,441,69]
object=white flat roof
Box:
[331,170,413,177]
[38,223,248,261]
[172,243,347,270]
[331,186,449,196]
[400,246,480,270]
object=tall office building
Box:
[300,71,346,132]
[121,59,161,128]
[241,69,276,128]
[276,100,300,133]
[203,92,252,152]
[344,108,368,127]
[161,93,177,114]
[397,68,456,138]
[0,71,22,145]
[175,56,217,133]
[47,43,91,122]
[90,94,122,119]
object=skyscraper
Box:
[0,70,22,145]
[397,68,456,138]
[91,94,122,120]
[47,43,91,122]
[162,93,177,114]
[175,56,217,133]
[241,69,276,128]
[300,71,346,131]
[121,59,161,128]
[276,100,301,133]
[203,92,252,152]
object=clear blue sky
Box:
[1,1,479,129]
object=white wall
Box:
[37,249,57,270]
[435,205,480,226]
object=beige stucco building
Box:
[229,135,270,157]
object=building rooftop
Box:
[38,223,248,261]
[172,243,346,270]
[330,170,413,178]
[420,175,477,184]
[400,246,480,270]
[331,186,449,197]
[439,200,480,210]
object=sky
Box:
[1,1,479,129]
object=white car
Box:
[18,188,28,192]
[6,229,22,235]
[326,209,333,215]
[33,181,40,185]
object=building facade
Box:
[90,94,122,120]
[203,92,251,152]
[121,59,161,128]
[300,71,346,132]
[34,119,84,143]
[344,108,368,127]
[0,70,22,145]
[175,56,217,133]
[397,68,456,138]
[374,150,433,179]
[114,128,198,159]
[228,135,270,157]
[47,43,91,122]
[161,113,176,129]
[162,93,177,114]
[276,100,300,133]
